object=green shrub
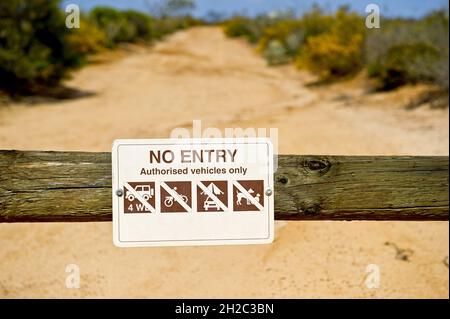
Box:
[298,6,335,40]
[258,20,303,64]
[122,10,154,42]
[223,16,274,44]
[152,16,203,39]
[366,10,449,90]
[257,8,335,66]
[89,7,199,44]
[368,43,440,89]
[89,7,136,46]
[0,0,85,94]
[263,40,290,65]
[297,8,365,78]
[0,2,201,96]
[224,17,254,39]
[67,16,108,55]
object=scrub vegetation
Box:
[223,5,449,102]
[0,0,202,95]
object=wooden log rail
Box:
[0,150,448,222]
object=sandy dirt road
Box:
[0,27,448,298]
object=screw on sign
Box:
[233,180,265,212]
[160,181,192,213]
[196,181,228,212]
[123,182,156,213]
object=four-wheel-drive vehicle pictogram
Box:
[126,185,154,202]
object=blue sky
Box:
[62,0,449,18]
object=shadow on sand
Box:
[1,85,96,106]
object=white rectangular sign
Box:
[112,138,274,247]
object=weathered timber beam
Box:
[0,150,448,222]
